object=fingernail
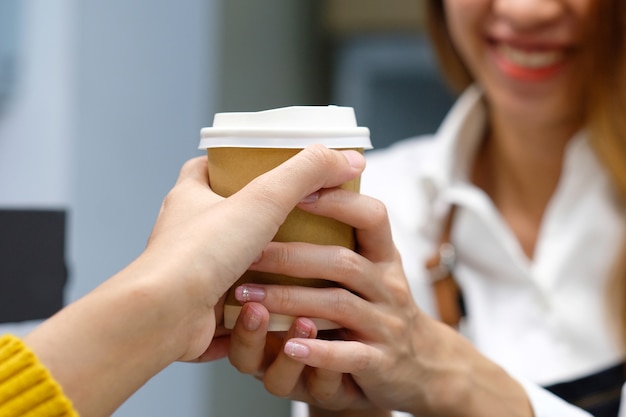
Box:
[285,340,310,358]
[300,192,319,204]
[294,320,313,338]
[243,304,263,331]
[341,150,365,169]
[235,285,266,303]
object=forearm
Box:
[23,255,185,417]
[423,347,533,417]
[463,363,532,417]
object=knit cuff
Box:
[0,334,78,417]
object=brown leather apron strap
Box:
[425,206,465,328]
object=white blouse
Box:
[293,86,624,417]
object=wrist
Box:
[103,252,201,360]
[423,346,532,417]
[121,249,225,362]
[23,257,186,416]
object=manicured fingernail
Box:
[300,192,319,204]
[243,304,262,331]
[341,150,365,169]
[294,321,313,338]
[285,341,310,358]
[235,285,266,302]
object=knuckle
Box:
[276,286,300,313]
[385,314,408,340]
[331,247,360,276]
[326,288,354,318]
[351,348,371,373]
[263,379,292,398]
[249,183,286,212]
[272,244,297,269]
[160,189,178,211]
[228,354,255,374]
[308,371,340,403]
[310,388,336,404]
[228,339,262,374]
[180,157,198,172]
[296,144,337,181]
[386,278,412,306]
[303,144,333,167]
[368,198,390,227]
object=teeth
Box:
[499,44,563,68]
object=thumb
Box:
[232,144,365,227]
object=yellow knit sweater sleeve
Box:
[0,334,79,417]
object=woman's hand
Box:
[228,187,532,417]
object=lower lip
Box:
[491,48,567,82]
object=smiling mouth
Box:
[497,44,565,69]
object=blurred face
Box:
[442,0,593,127]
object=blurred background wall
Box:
[70,1,219,416]
[0,0,453,416]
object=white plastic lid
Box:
[199,105,372,149]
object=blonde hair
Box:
[582,1,626,347]
[424,0,626,345]
[424,1,471,93]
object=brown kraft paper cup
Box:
[199,105,371,331]
[208,147,362,331]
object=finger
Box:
[174,156,210,186]
[194,336,231,362]
[298,188,398,262]
[293,370,369,411]
[235,283,376,332]
[263,318,317,397]
[228,303,271,375]
[284,339,380,377]
[228,146,365,235]
[306,367,346,405]
[151,156,215,228]
[249,242,383,301]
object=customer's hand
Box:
[142,146,366,362]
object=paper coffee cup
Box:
[199,105,372,331]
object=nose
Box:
[493,0,565,31]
